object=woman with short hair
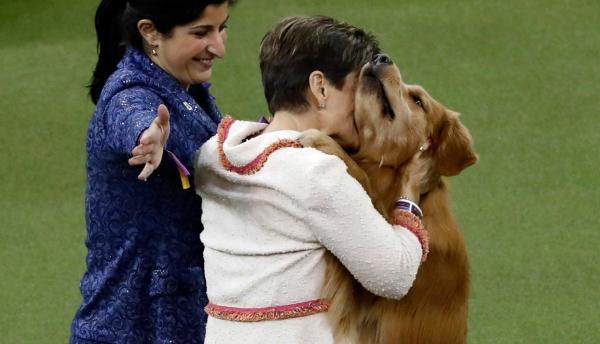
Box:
[196,16,428,343]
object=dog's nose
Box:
[372,53,392,65]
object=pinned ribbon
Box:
[167,151,191,189]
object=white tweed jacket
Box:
[195,118,422,344]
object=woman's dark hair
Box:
[90,0,234,104]
[259,16,380,114]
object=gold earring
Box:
[151,47,158,56]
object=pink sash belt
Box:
[205,299,330,322]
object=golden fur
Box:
[300,59,478,343]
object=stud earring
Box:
[151,47,158,56]
[318,102,326,109]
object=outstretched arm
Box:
[128,104,171,180]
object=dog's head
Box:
[353,54,477,177]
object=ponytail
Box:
[89,0,128,104]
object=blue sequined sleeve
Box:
[104,87,163,155]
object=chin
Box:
[190,70,212,85]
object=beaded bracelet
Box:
[392,210,429,262]
[394,196,423,219]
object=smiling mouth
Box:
[192,57,213,67]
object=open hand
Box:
[128,104,171,181]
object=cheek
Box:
[185,42,205,59]
[176,37,205,57]
[165,44,191,66]
[169,53,188,68]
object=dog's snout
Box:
[372,53,392,65]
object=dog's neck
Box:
[355,158,444,218]
[355,161,407,219]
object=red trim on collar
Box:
[217,116,302,175]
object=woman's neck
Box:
[263,109,321,134]
[146,50,191,91]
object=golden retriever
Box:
[299,53,478,343]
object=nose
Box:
[207,31,227,58]
[372,53,392,65]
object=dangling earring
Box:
[151,46,158,56]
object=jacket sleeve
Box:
[103,87,162,156]
[302,150,423,300]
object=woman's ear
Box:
[137,19,160,49]
[308,71,327,108]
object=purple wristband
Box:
[394,199,423,219]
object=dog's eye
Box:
[412,95,424,109]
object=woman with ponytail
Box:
[71,1,235,343]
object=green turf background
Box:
[1,0,599,343]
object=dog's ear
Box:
[433,111,478,176]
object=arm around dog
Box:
[303,152,422,299]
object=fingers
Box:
[138,127,159,145]
[406,149,432,173]
[156,104,170,126]
[137,104,170,146]
[128,104,170,181]
[129,146,162,180]
[132,154,163,180]
[128,153,151,166]
[401,150,435,201]
[131,143,155,157]
[129,143,155,166]
[129,143,158,179]
[137,161,157,181]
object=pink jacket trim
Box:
[217,116,302,175]
[205,299,330,322]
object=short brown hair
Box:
[259,16,380,114]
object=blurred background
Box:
[1,0,599,342]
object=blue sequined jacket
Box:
[71,48,221,344]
